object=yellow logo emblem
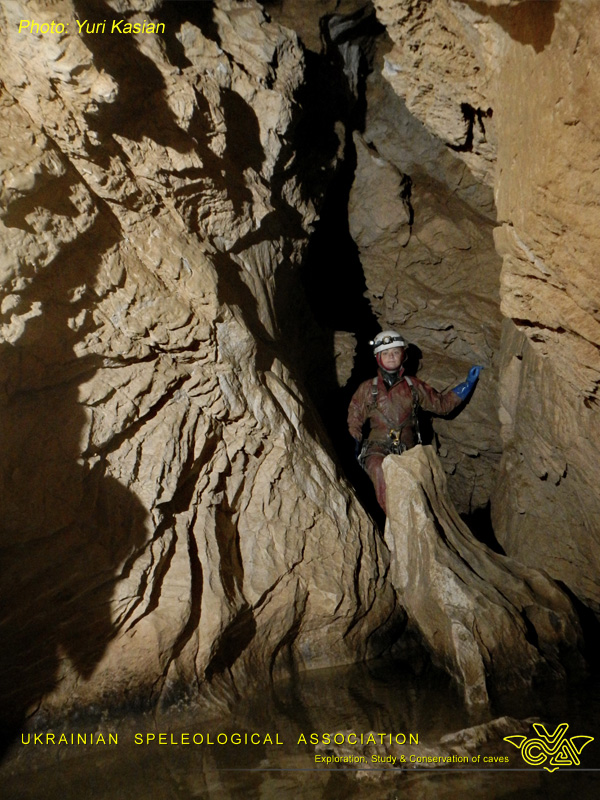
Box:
[504,723,594,772]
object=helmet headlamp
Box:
[370,330,407,355]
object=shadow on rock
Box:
[383,446,587,707]
[0,206,149,756]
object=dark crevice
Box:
[169,521,203,663]
[122,529,178,634]
[556,583,600,670]
[513,317,566,334]
[205,606,257,683]
[268,588,307,682]
[462,503,505,555]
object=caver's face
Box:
[379,347,404,370]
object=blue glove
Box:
[452,365,484,400]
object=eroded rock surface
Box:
[383,447,584,705]
[487,1,600,612]
[2,0,599,739]
[373,0,497,188]
[347,34,502,516]
[371,0,600,613]
[0,0,399,728]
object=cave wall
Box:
[347,32,502,516]
[372,0,600,611]
[2,0,599,732]
[266,2,504,517]
[488,0,600,613]
[0,0,399,727]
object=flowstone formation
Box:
[0,0,399,730]
[384,447,584,706]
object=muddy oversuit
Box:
[348,372,461,513]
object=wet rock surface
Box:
[0,0,398,730]
[383,447,585,705]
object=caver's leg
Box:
[364,452,387,514]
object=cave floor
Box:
[2,658,600,799]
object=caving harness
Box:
[358,374,422,468]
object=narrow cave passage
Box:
[267,2,504,532]
[2,0,600,782]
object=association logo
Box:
[504,722,594,772]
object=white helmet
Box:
[370,329,407,355]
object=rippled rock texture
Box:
[347,32,502,516]
[384,447,584,705]
[373,0,600,613]
[0,0,398,728]
[1,0,598,737]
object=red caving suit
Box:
[347,370,461,514]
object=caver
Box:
[347,329,482,514]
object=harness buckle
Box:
[388,429,407,454]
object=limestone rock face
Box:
[487,1,600,612]
[2,0,599,734]
[373,0,497,188]
[372,0,600,613]
[492,322,600,614]
[383,447,584,706]
[347,37,502,516]
[263,0,369,54]
[0,0,398,727]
